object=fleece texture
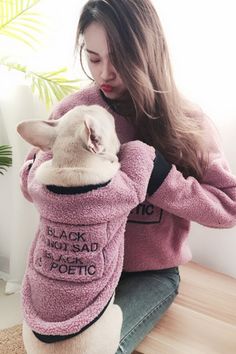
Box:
[20,141,155,335]
[22,85,236,275]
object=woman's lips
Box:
[101,84,113,93]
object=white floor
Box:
[0,280,23,330]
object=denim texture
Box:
[114,267,180,354]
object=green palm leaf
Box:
[0,145,12,174]
[28,67,80,109]
[0,0,44,48]
[1,59,80,109]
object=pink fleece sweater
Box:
[20,141,155,335]
[44,85,236,272]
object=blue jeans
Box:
[114,267,180,354]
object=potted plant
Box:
[0,145,12,175]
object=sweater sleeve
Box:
[119,140,155,203]
[147,115,236,228]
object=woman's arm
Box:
[147,115,236,228]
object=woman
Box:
[22,1,236,353]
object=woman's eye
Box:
[89,58,100,64]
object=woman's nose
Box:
[100,61,116,81]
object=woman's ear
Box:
[17,120,58,151]
[84,117,104,154]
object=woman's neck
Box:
[99,90,136,118]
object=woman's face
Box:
[83,22,127,100]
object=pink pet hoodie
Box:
[20,141,155,336]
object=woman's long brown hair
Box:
[75,0,208,180]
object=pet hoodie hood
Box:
[20,141,155,336]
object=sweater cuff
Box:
[147,151,171,196]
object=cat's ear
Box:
[17,120,58,151]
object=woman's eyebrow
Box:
[86,49,99,55]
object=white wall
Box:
[155,0,236,277]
